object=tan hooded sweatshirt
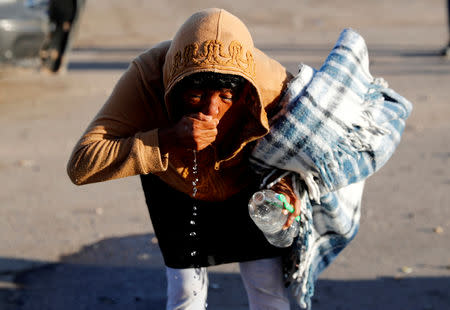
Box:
[67,8,292,201]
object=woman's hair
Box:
[173,72,247,95]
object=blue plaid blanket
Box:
[250,28,412,309]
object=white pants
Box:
[166,257,290,310]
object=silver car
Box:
[0,0,48,62]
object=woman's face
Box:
[180,88,236,122]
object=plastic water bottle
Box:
[248,189,299,248]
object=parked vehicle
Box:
[0,0,48,63]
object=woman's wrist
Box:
[158,127,177,154]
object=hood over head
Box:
[163,8,257,99]
[162,8,289,167]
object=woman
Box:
[67,8,299,310]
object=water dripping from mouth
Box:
[189,150,199,259]
[192,150,198,193]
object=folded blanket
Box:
[252,28,412,202]
[250,28,412,309]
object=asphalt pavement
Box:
[1,0,449,309]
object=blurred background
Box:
[1,0,449,309]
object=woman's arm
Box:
[67,62,169,185]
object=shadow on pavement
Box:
[67,61,131,71]
[1,234,449,310]
[71,47,149,53]
[65,44,450,75]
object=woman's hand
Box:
[175,113,219,151]
[159,112,219,153]
[279,192,301,230]
[270,176,301,230]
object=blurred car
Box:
[0,0,48,62]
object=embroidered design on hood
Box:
[163,8,258,97]
[171,40,256,79]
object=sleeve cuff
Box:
[136,129,169,173]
